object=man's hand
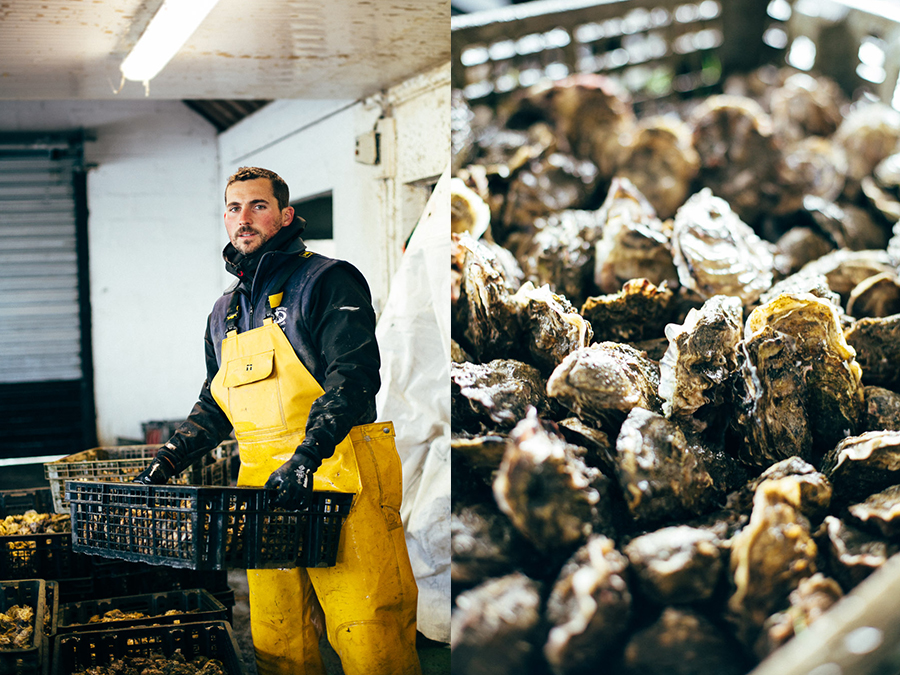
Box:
[265,452,319,510]
[134,454,176,485]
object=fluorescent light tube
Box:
[120,0,221,82]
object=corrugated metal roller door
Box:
[0,135,96,458]
[0,155,82,383]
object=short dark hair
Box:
[225,167,290,210]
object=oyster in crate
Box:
[510,282,593,376]
[729,479,819,646]
[658,294,743,421]
[863,386,900,432]
[614,407,742,526]
[776,136,847,214]
[451,572,543,675]
[623,525,722,604]
[493,410,613,550]
[754,573,843,659]
[820,515,898,590]
[822,430,900,502]
[622,607,749,675]
[671,188,775,305]
[845,314,900,390]
[581,278,674,344]
[593,177,678,295]
[616,115,700,220]
[546,342,661,427]
[735,293,863,468]
[451,359,553,433]
[689,95,783,224]
[544,535,631,675]
[847,484,900,539]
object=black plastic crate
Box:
[57,588,229,634]
[67,482,354,570]
[210,588,235,625]
[52,621,245,675]
[0,488,53,515]
[43,581,58,639]
[0,488,89,583]
[0,579,46,675]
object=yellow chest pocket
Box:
[221,348,286,435]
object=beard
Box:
[231,226,271,255]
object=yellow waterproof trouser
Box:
[210,316,420,675]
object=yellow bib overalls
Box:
[209,284,421,675]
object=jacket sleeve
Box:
[298,265,381,466]
[161,318,234,474]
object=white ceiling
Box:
[0,0,451,100]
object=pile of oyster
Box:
[71,650,227,675]
[451,66,900,675]
[0,511,71,536]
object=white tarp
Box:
[375,167,451,643]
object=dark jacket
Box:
[163,224,381,472]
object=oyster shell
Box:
[451,359,553,433]
[820,515,897,590]
[623,525,722,604]
[773,226,835,276]
[769,72,844,142]
[520,209,604,307]
[544,535,631,675]
[593,177,678,294]
[614,407,741,526]
[821,430,900,502]
[799,248,897,306]
[658,294,743,420]
[671,188,775,305]
[863,386,900,432]
[493,410,613,550]
[557,417,615,477]
[689,95,783,224]
[451,434,507,478]
[521,73,637,177]
[581,278,674,344]
[450,572,543,675]
[622,607,750,675]
[455,233,520,361]
[754,573,843,659]
[846,272,900,319]
[847,484,900,539]
[546,342,661,427]
[775,136,847,213]
[728,480,819,646]
[451,503,522,585]
[844,314,900,390]
[501,153,599,235]
[833,100,900,199]
[735,293,863,467]
[452,177,491,239]
[617,115,700,219]
[510,282,593,375]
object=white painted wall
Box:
[0,100,222,446]
[0,60,449,447]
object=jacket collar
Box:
[223,217,307,291]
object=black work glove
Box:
[264,450,320,510]
[134,453,177,485]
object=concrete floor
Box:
[227,571,450,674]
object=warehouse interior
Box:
[0,0,450,673]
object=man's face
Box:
[224,178,294,255]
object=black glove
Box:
[264,450,320,510]
[134,453,176,485]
